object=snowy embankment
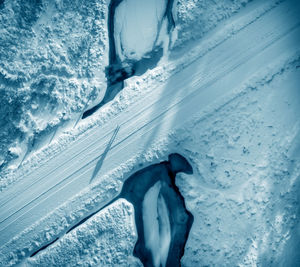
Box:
[0,0,300,266]
[0,0,109,170]
[0,0,253,173]
[26,199,139,266]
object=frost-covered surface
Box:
[1,0,300,266]
[175,56,300,266]
[0,0,277,188]
[114,0,167,61]
[173,0,254,47]
[0,0,255,172]
[24,199,139,266]
[0,0,109,170]
[2,49,298,266]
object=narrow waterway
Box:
[82,0,176,119]
[30,153,194,267]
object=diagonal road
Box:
[0,0,300,250]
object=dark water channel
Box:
[122,153,194,266]
[30,153,194,267]
[82,0,176,119]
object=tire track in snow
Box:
[0,0,287,191]
[1,4,299,228]
[1,0,300,248]
[2,19,299,227]
[0,0,287,202]
[1,0,297,213]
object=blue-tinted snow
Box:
[0,0,300,266]
[114,0,167,62]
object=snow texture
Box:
[1,0,264,186]
[1,57,300,266]
[0,0,109,170]
[173,0,253,48]
[114,0,167,61]
[0,0,300,266]
[0,0,255,172]
[24,199,139,266]
[175,56,300,266]
[3,51,299,266]
[7,50,298,266]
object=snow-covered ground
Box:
[179,60,300,266]
[0,0,255,172]
[25,199,139,266]
[0,0,109,170]
[114,0,167,61]
[1,0,300,266]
